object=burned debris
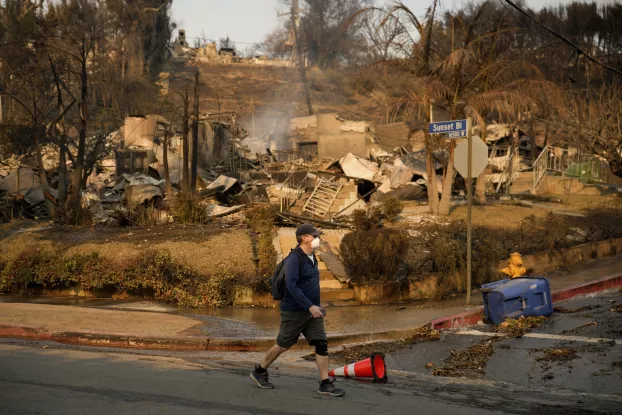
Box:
[0,106,579,227]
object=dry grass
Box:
[449,195,620,229]
[170,62,381,121]
[450,204,550,228]
[0,226,256,277]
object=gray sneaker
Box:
[318,381,345,397]
[250,366,274,389]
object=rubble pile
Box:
[0,110,537,226]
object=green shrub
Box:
[348,199,403,230]
[350,206,383,230]
[245,204,278,231]
[380,197,404,222]
[0,248,242,308]
[406,221,504,298]
[340,228,409,285]
[404,207,622,299]
[171,193,211,224]
[245,205,279,291]
[201,268,237,307]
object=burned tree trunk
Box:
[163,134,173,198]
[190,70,200,195]
[475,130,488,205]
[438,139,456,216]
[67,40,89,212]
[50,58,68,211]
[426,139,439,215]
[475,168,487,205]
[34,135,56,218]
[181,84,190,194]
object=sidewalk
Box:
[0,255,620,351]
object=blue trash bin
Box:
[481,277,553,324]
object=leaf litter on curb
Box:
[303,326,440,363]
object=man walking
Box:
[250,223,345,397]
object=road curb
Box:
[1,274,620,352]
[427,308,484,330]
[0,324,52,340]
[551,273,622,303]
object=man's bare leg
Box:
[315,354,329,380]
[260,344,288,369]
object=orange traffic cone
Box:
[329,353,387,383]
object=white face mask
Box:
[311,237,321,250]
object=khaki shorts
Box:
[276,310,327,349]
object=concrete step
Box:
[320,270,336,280]
[319,279,345,289]
[321,299,361,308]
[320,288,355,302]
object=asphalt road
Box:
[0,342,505,415]
[1,291,621,414]
[385,289,622,413]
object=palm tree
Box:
[362,1,561,214]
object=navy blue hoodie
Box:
[280,246,320,312]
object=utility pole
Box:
[291,0,301,63]
[466,117,473,305]
[291,0,313,115]
[190,70,200,195]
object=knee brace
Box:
[314,340,328,356]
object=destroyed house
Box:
[219,47,236,56]
[287,113,376,160]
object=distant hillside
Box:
[168,62,386,138]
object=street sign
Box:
[428,120,468,138]
[454,136,489,178]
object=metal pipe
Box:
[279,212,351,229]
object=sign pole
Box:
[466,117,473,306]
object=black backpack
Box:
[270,248,306,300]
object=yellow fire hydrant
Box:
[500,252,527,278]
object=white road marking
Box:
[456,329,622,345]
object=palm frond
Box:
[436,48,476,76]
[488,60,545,88]
[467,90,538,120]
[506,79,566,115]
[386,90,428,123]
[354,6,418,48]
[463,105,486,135]
[386,1,424,35]
[413,77,453,102]
[469,27,521,46]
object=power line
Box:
[500,0,622,77]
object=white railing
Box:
[532,145,613,193]
[279,169,308,213]
[532,145,549,193]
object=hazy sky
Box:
[171,0,609,48]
